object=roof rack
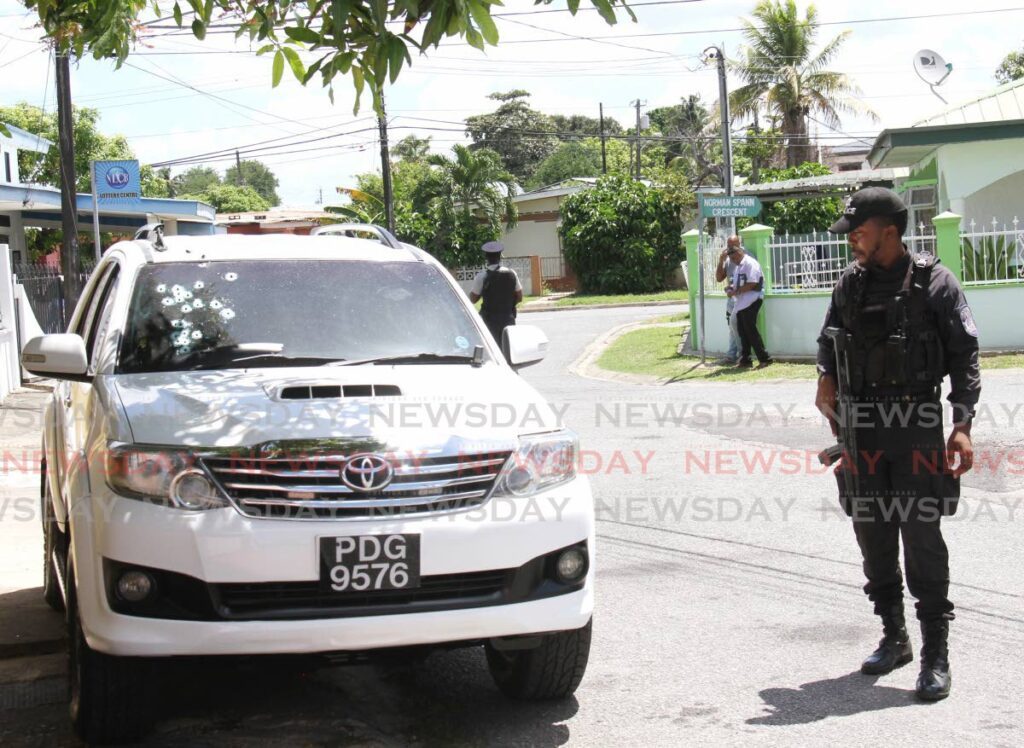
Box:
[310,223,402,249]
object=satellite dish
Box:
[914,49,953,103]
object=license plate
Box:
[319,535,421,593]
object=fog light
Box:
[555,548,587,583]
[116,570,154,602]
[170,469,222,510]
[505,466,534,495]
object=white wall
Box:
[961,170,1024,226]
[753,286,1020,357]
[0,243,20,400]
[692,295,731,354]
[964,284,1024,350]
[502,195,562,261]
[765,294,832,357]
[938,139,1024,216]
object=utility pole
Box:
[235,150,244,185]
[55,52,81,320]
[705,44,734,232]
[598,103,607,174]
[633,99,643,180]
[378,95,395,234]
[751,109,761,183]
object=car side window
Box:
[69,266,108,337]
[85,265,121,370]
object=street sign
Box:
[700,195,762,219]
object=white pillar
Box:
[6,212,26,263]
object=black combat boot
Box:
[861,604,913,675]
[916,619,951,701]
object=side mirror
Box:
[21,334,91,382]
[503,325,548,369]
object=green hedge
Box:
[559,175,685,294]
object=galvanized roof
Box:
[914,77,1024,127]
[699,167,909,200]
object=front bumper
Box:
[71,477,594,657]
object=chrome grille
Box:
[202,450,511,519]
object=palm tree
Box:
[413,144,517,266]
[730,0,875,167]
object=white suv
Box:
[23,233,593,744]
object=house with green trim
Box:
[685,79,1024,358]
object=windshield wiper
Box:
[178,344,348,370]
[330,351,482,367]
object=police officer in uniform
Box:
[470,241,523,350]
[815,188,980,701]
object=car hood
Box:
[111,365,565,450]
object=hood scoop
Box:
[277,383,402,400]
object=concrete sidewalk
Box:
[0,385,67,714]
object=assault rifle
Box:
[818,327,858,500]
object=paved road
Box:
[2,304,1023,746]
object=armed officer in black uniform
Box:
[470,241,523,353]
[814,188,980,701]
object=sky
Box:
[1,0,1022,206]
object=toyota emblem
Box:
[340,453,393,492]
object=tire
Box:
[41,461,65,612]
[485,619,592,700]
[67,566,156,745]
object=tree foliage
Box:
[550,113,623,139]
[528,141,602,189]
[753,162,843,234]
[729,0,874,167]
[23,0,634,114]
[181,184,270,212]
[224,159,281,206]
[171,166,221,197]
[0,102,171,194]
[560,175,685,294]
[465,90,559,182]
[412,144,517,267]
[650,95,723,187]
[995,47,1024,84]
[391,134,432,162]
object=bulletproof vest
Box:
[841,253,944,395]
[480,267,517,322]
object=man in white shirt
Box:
[715,236,744,363]
[725,241,773,367]
[469,241,523,349]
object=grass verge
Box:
[554,290,688,307]
[598,325,1023,382]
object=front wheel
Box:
[67,568,155,744]
[485,619,592,700]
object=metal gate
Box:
[11,263,94,335]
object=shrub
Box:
[559,175,685,294]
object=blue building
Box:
[1,122,215,264]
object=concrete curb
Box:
[568,321,687,386]
[520,300,687,314]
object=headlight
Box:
[106,445,227,510]
[494,431,577,498]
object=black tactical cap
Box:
[828,187,908,234]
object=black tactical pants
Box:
[482,314,515,357]
[735,298,770,364]
[846,402,955,623]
